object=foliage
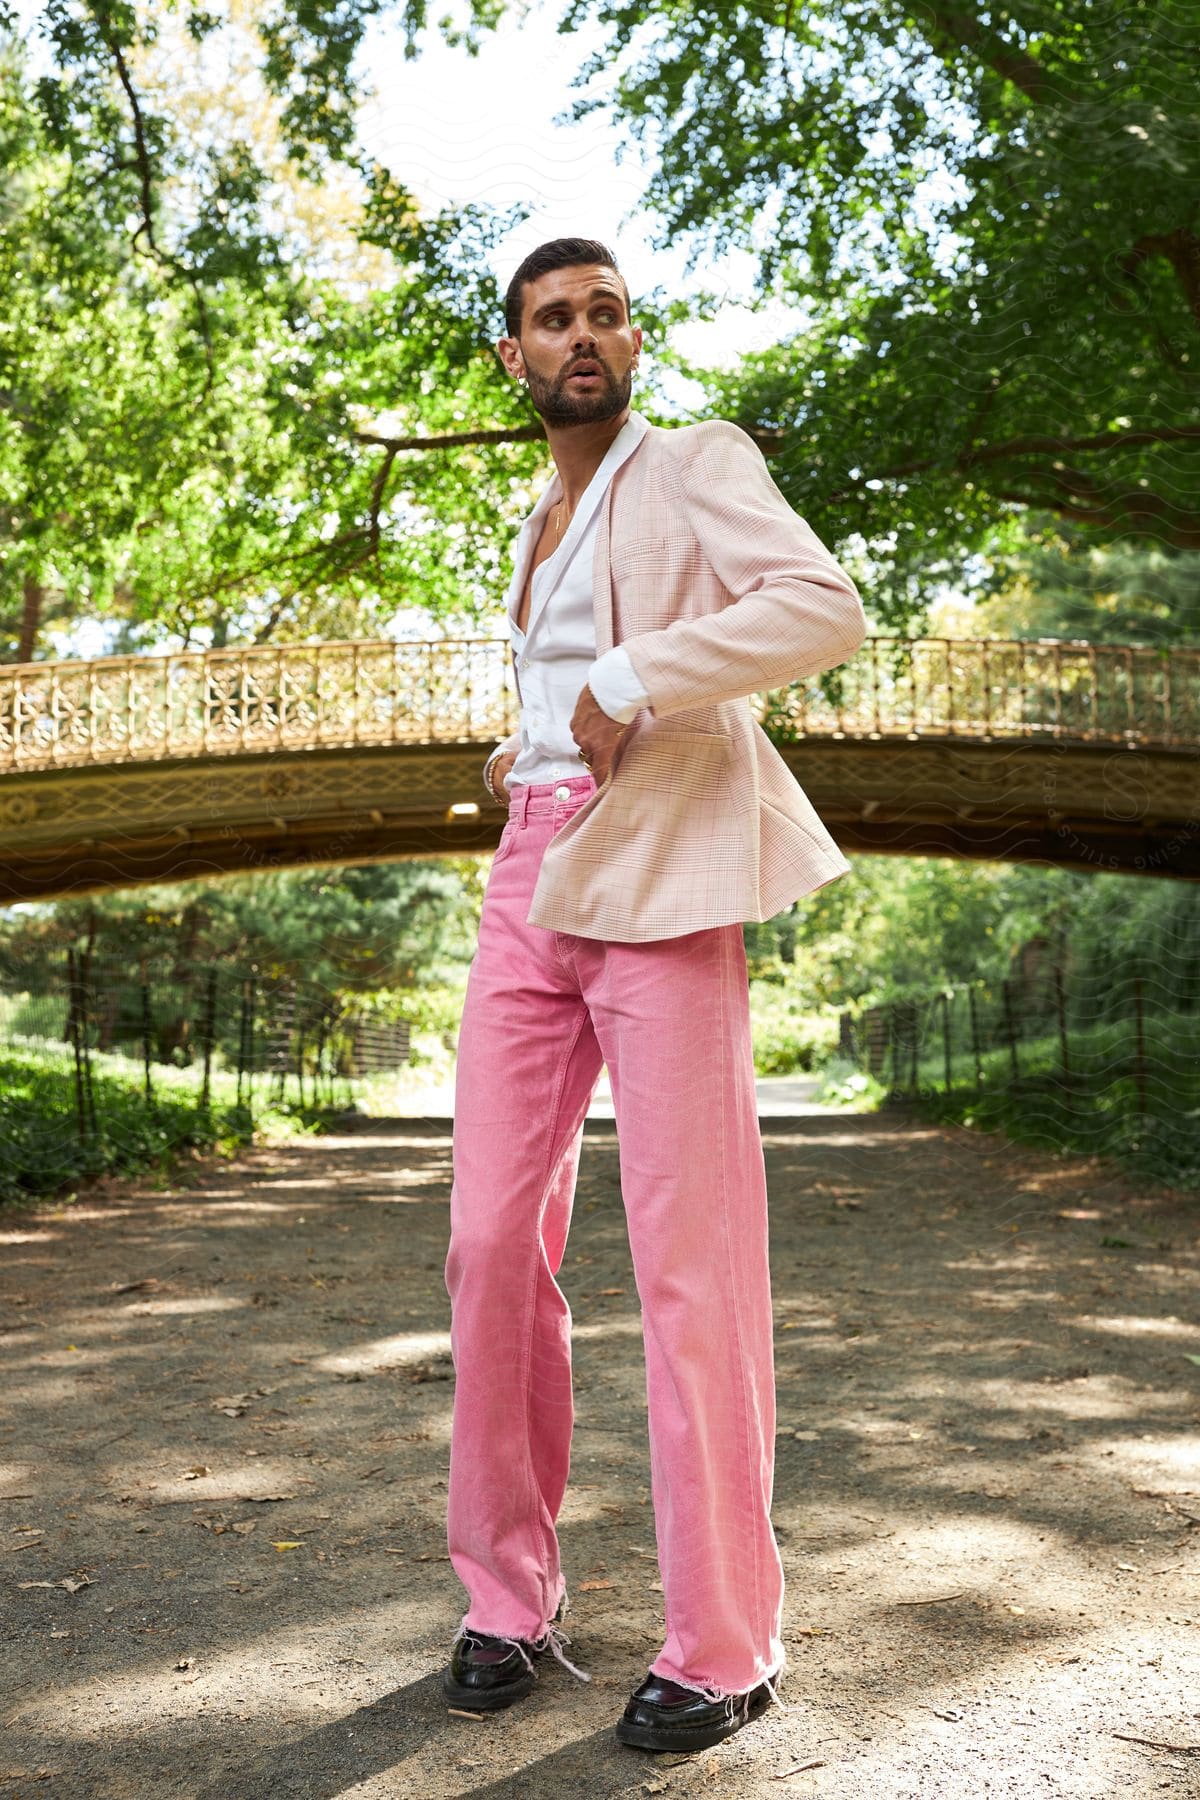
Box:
[747,982,840,1075]
[739,855,1200,1039]
[908,1009,1200,1191]
[556,0,1200,617]
[974,523,1200,648]
[0,1045,249,1199]
[0,7,553,659]
[10,0,1195,651]
[815,1054,884,1110]
[0,859,483,996]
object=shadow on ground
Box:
[3,1108,1199,1797]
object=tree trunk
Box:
[18,573,43,663]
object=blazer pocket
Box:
[612,727,731,799]
[609,534,669,576]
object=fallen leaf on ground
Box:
[270,1541,304,1552]
[579,1579,615,1591]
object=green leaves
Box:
[558,0,1200,614]
[0,13,538,656]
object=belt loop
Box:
[513,784,529,825]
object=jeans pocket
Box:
[490,816,518,867]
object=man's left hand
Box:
[570,683,629,786]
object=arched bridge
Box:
[0,636,1197,901]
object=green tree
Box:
[553,0,1200,625]
[973,522,1200,647]
[0,860,482,997]
[0,5,549,659]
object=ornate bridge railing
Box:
[1,635,1198,774]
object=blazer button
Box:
[554,784,571,801]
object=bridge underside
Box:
[1,737,1196,903]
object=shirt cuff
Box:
[587,646,652,724]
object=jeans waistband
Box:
[509,774,596,823]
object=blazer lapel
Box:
[591,483,615,657]
[592,420,655,656]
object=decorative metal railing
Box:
[1,636,1197,774]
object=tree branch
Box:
[365,442,399,562]
[871,422,1200,484]
[354,423,546,454]
[1121,228,1200,330]
[988,486,1200,549]
[98,18,216,397]
[18,574,43,664]
[925,7,1052,104]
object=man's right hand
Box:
[486,751,518,806]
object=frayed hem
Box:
[650,1657,791,1714]
[528,1622,592,1683]
[452,1621,538,1676]
[453,1598,592,1686]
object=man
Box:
[442,238,866,1754]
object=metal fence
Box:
[0,951,412,1195]
[838,940,1200,1168]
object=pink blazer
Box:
[494,414,867,942]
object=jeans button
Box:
[554,784,571,801]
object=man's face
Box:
[501,262,642,427]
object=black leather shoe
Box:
[442,1630,540,1710]
[615,1671,776,1752]
[441,1599,566,1712]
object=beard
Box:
[525,358,632,427]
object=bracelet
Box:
[483,750,507,806]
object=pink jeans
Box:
[444,773,786,1698]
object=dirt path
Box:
[3,1105,1199,1799]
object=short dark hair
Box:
[504,237,631,340]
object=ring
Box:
[579,748,593,767]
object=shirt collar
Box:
[525,408,649,536]
[505,410,650,637]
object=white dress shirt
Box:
[485,410,652,797]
